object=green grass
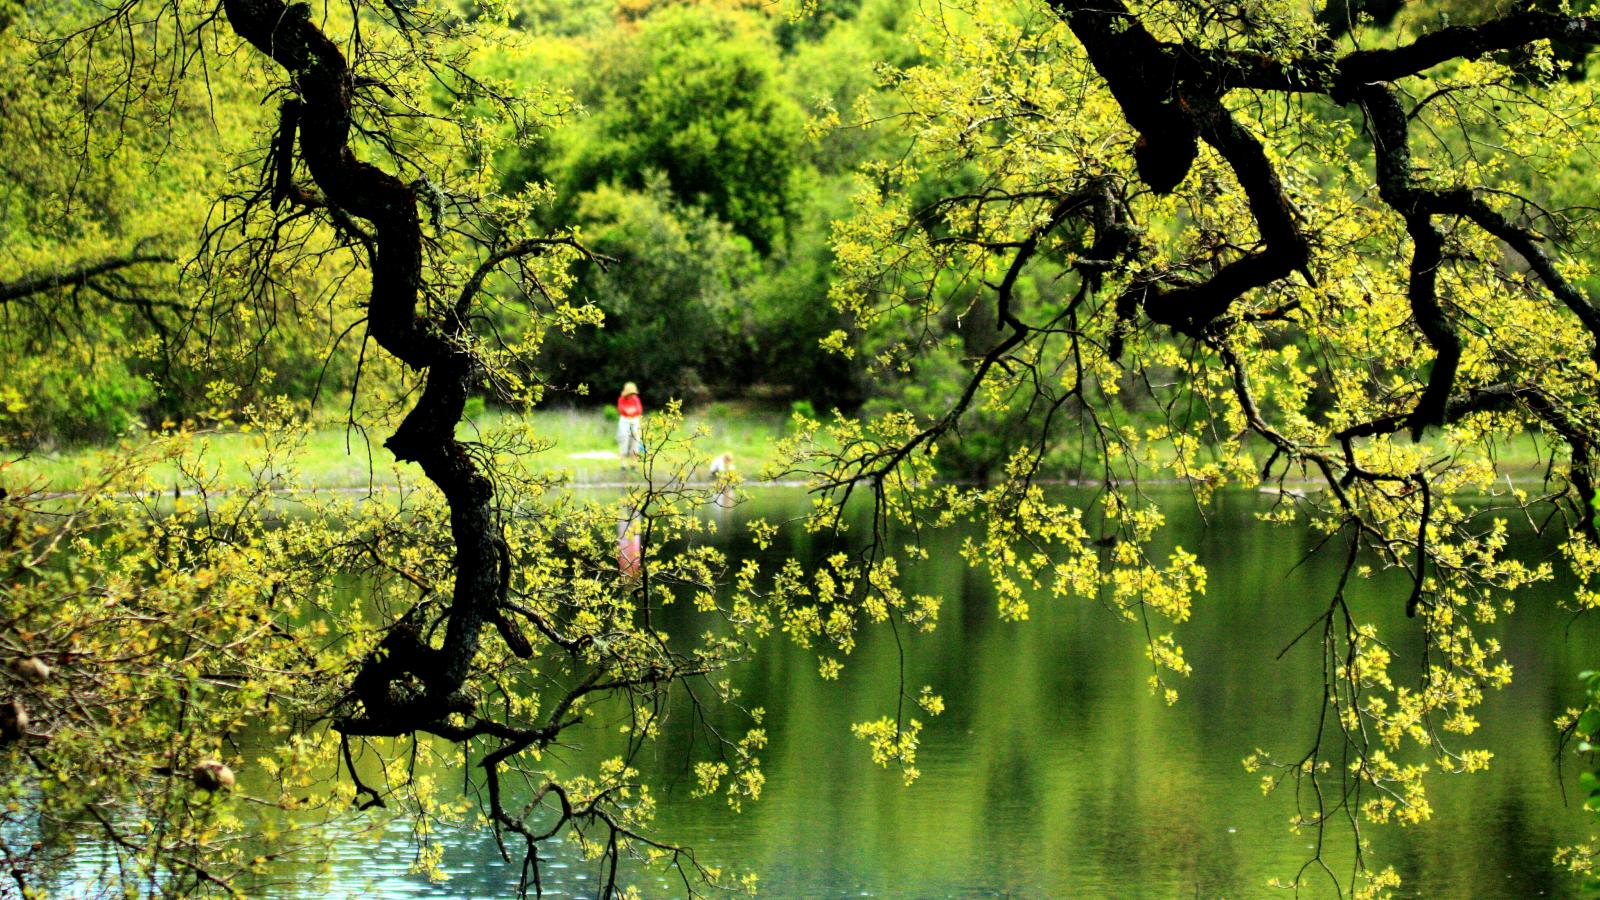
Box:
[0,402,1566,496]
[2,404,799,494]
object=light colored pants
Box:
[617,415,642,456]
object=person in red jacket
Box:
[616,382,643,466]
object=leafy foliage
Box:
[797,1,1600,894]
[0,405,365,894]
[539,178,760,402]
[554,5,804,253]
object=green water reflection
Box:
[168,489,1600,896]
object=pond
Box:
[65,486,1600,897]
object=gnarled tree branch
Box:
[221,0,500,732]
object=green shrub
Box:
[0,349,152,447]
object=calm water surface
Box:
[78,488,1600,897]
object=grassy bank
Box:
[1,402,1565,497]
[2,404,799,495]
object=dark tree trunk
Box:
[222,0,501,732]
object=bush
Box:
[0,348,152,447]
[536,179,759,404]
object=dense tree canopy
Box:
[558,5,803,253]
[11,0,1600,896]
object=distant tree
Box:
[540,177,760,401]
[0,6,373,444]
[556,5,805,252]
